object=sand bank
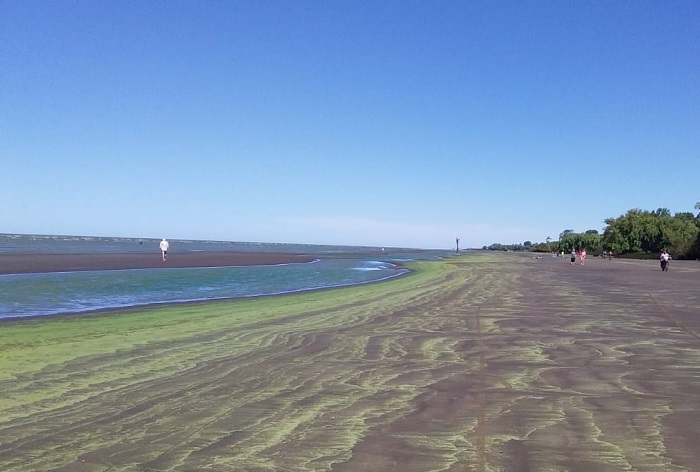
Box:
[0,252,316,275]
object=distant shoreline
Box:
[0,252,317,275]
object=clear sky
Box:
[2,1,698,249]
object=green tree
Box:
[602,209,652,253]
[662,212,700,258]
[558,231,578,252]
[638,209,668,253]
[558,230,602,254]
[488,202,700,258]
[582,231,602,254]
[602,206,700,258]
[602,217,632,253]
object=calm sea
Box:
[0,234,451,320]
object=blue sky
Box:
[2,1,698,249]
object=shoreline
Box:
[0,251,413,322]
[0,251,317,275]
[0,266,412,324]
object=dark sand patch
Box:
[0,251,316,274]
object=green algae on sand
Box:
[2,254,700,471]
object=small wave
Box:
[352,260,396,271]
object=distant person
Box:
[159,238,169,261]
[660,249,670,271]
[580,249,587,265]
[570,250,576,265]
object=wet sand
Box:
[0,252,316,274]
[1,253,700,471]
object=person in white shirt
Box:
[159,238,169,261]
[660,249,670,271]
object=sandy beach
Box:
[2,253,700,471]
[0,251,317,275]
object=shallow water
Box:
[0,234,450,319]
[0,259,409,319]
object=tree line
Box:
[483,203,700,260]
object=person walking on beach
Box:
[580,249,587,265]
[159,238,169,261]
[570,250,576,265]
[660,249,671,271]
